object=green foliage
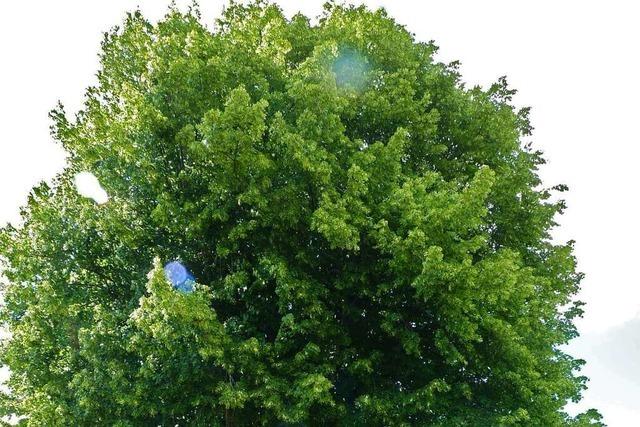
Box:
[0,1,602,425]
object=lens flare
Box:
[332,48,370,91]
[164,261,195,293]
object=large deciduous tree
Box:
[0,2,602,425]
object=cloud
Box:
[74,172,109,204]
[565,316,640,426]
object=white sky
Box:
[0,1,638,425]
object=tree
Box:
[0,1,602,425]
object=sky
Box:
[0,0,638,425]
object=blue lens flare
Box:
[332,48,369,91]
[164,261,195,293]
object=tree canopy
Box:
[0,1,602,425]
